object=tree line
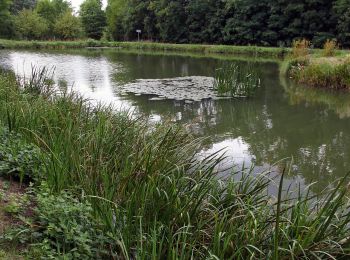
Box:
[0,0,106,40]
[1,0,350,47]
[106,0,350,47]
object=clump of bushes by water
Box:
[1,70,350,258]
[214,63,261,98]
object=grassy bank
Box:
[281,40,350,90]
[285,56,350,90]
[1,69,350,258]
[0,39,290,58]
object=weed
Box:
[292,39,311,58]
[323,39,338,57]
[0,128,44,182]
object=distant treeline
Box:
[0,0,106,40]
[107,0,350,47]
[1,0,350,48]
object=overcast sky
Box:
[69,0,107,11]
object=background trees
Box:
[15,9,48,39]
[1,0,350,47]
[54,11,82,40]
[105,0,350,47]
[80,0,106,40]
[0,0,14,38]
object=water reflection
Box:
[1,49,350,193]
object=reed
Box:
[214,63,261,98]
[1,69,350,259]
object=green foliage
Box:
[214,63,261,97]
[0,128,44,182]
[15,9,49,40]
[10,0,37,14]
[2,66,350,258]
[105,0,350,47]
[1,184,112,259]
[80,0,106,40]
[54,11,82,40]
[0,0,15,38]
[35,0,71,37]
[28,184,112,259]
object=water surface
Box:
[1,49,350,193]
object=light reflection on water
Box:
[1,49,350,194]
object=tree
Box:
[54,11,82,39]
[223,0,271,45]
[80,0,107,40]
[186,0,226,43]
[35,0,71,36]
[333,0,350,46]
[15,9,48,39]
[153,0,189,43]
[10,0,37,14]
[106,0,128,40]
[104,0,349,47]
[0,0,15,38]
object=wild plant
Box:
[323,39,338,57]
[214,63,260,98]
[292,39,311,58]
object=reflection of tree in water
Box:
[123,70,350,193]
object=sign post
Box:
[136,30,142,42]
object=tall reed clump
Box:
[1,69,350,258]
[291,39,311,58]
[323,39,338,57]
[214,63,261,98]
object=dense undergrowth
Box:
[1,69,350,259]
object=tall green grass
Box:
[214,63,261,98]
[1,69,350,258]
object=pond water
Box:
[1,48,350,193]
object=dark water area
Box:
[1,48,350,193]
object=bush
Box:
[0,128,44,182]
[2,184,113,259]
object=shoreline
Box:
[0,39,290,58]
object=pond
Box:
[1,48,350,193]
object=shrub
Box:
[2,184,113,259]
[291,39,310,58]
[0,128,44,182]
[323,39,338,57]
